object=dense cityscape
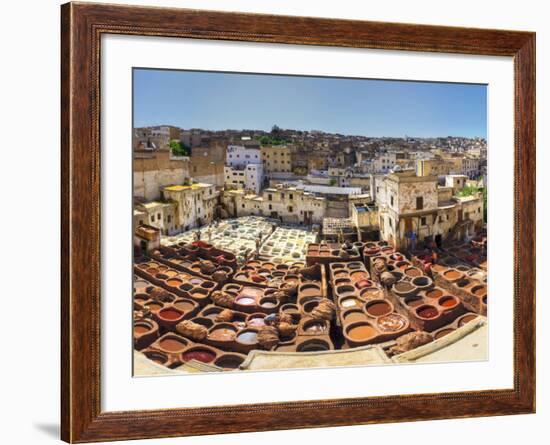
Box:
[133,124,487,374]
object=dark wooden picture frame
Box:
[61,2,535,442]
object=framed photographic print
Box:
[61,2,535,442]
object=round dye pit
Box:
[236,331,259,345]
[247,317,266,327]
[343,311,368,324]
[393,281,415,295]
[158,308,183,321]
[416,305,439,319]
[303,320,327,333]
[134,323,151,336]
[350,271,369,282]
[340,297,361,309]
[181,349,216,363]
[404,267,422,277]
[215,354,244,369]
[145,302,163,312]
[405,296,423,307]
[443,269,463,281]
[458,314,478,327]
[208,326,237,341]
[174,300,195,313]
[412,276,431,288]
[159,336,187,352]
[166,278,183,287]
[438,296,459,308]
[377,314,407,332]
[144,351,168,365]
[297,339,330,352]
[435,328,455,339]
[365,301,392,317]
[235,296,256,306]
[347,323,377,342]
[426,289,443,299]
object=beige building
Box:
[222,184,326,225]
[188,144,225,186]
[133,201,179,236]
[162,182,219,231]
[133,149,190,201]
[261,145,293,175]
[377,170,484,250]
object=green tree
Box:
[169,139,190,156]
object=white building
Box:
[225,145,264,193]
[226,144,261,167]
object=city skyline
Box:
[133,68,487,139]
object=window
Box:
[289,194,293,200]
[157,213,161,220]
[390,195,394,206]
[167,215,172,223]
[421,217,427,226]
[139,220,143,225]
[288,206,293,212]
[416,197,424,210]
[281,193,285,199]
[242,204,245,208]
[268,204,272,210]
[268,194,272,201]
[151,215,155,222]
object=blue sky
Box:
[133,69,487,138]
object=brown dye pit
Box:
[159,337,187,352]
[417,306,439,319]
[439,296,459,308]
[444,270,462,280]
[350,271,369,282]
[209,328,236,341]
[394,282,415,293]
[182,349,216,363]
[347,324,377,341]
[300,285,321,297]
[405,297,424,307]
[134,324,150,335]
[158,308,183,320]
[240,287,264,298]
[344,311,368,324]
[435,328,455,339]
[366,301,392,317]
[458,314,478,327]
[146,303,163,312]
[473,286,487,297]
[405,267,422,277]
[426,289,443,299]
[166,278,183,287]
[174,300,194,312]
